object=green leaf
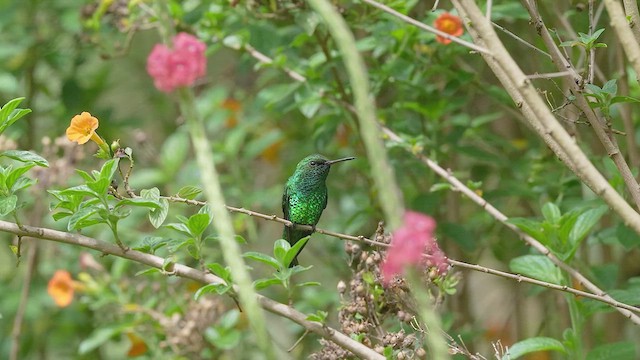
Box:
[306,310,328,322]
[616,223,640,249]
[5,163,36,191]
[273,239,290,264]
[253,277,283,290]
[244,252,281,269]
[541,202,561,224]
[204,326,241,350]
[610,96,640,105]
[207,263,231,280]
[296,281,321,287]
[0,98,31,135]
[501,337,566,360]
[1,150,48,167]
[135,268,162,276]
[187,213,211,238]
[195,282,231,299]
[99,158,120,182]
[509,255,562,284]
[78,325,126,354]
[429,183,452,192]
[602,79,617,95]
[67,207,101,231]
[165,222,191,237]
[115,197,161,210]
[283,236,310,268]
[60,185,99,198]
[506,218,545,242]
[568,206,607,246]
[148,198,168,228]
[177,185,202,199]
[586,342,636,360]
[0,195,17,216]
[160,132,189,175]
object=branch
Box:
[360,0,491,54]
[219,36,640,323]
[520,0,640,211]
[1,220,384,360]
[450,0,640,240]
[605,0,640,83]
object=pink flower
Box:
[146,32,207,93]
[381,211,448,285]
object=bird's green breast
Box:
[286,190,327,225]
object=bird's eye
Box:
[310,161,317,165]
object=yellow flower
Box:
[66,112,105,146]
[47,270,75,307]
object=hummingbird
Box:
[282,154,355,267]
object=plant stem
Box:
[177,88,276,359]
[305,0,404,230]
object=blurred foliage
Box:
[0,0,639,359]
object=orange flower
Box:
[66,112,105,146]
[47,270,75,307]
[126,332,148,357]
[222,98,241,128]
[434,12,464,45]
[261,139,283,164]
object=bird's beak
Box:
[326,157,355,165]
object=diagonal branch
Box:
[1,220,384,360]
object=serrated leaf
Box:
[1,150,48,167]
[0,195,17,216]
[509,255,562,284]
[177,185,202,199]
[502,337,566,360]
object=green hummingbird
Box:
[282,154,355,267]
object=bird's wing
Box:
[282,185,292,241]
[282,185,290,220]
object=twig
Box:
[604,0,640,83]
[359,0,491,54]
[521,0,640,211]
[9,241,38,360]
[525,71,573,79]
[382,124,640,324]
[242,44,307,82]
[217,35,640,321]
[623,0,640,42]
[0,219,384,360]
[491,21,551,59]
